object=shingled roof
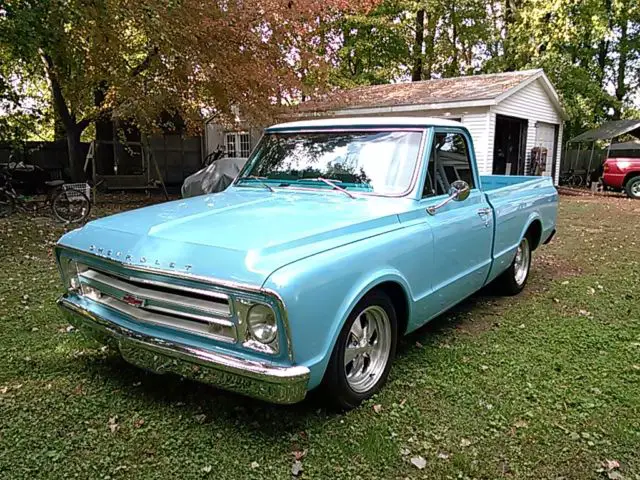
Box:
[292,69,561,115]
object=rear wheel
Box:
[625,176,640,199]
[323,291,397,410]
[0,190,15,218]
[52,189,91,224]
[495,235,532,295]
[570,175,583,188]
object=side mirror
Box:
[427,179,471,215]
[449,180,470,202]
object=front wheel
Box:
[495,236,532,295]
[323,290,397,410]
[0,190,16,218]
[625,176,640,199]
[52,189,91,224]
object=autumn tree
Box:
[0,0,376,181]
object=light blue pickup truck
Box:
[56,117,558,409]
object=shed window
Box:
[225,132,251,158]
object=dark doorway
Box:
[493,115,528,175]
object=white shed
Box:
[290,69,567,184]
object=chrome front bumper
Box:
[57,295,310,404]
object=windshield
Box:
[235,130,423,195]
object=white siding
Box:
[460,111,491,174]
[491,78,563,183]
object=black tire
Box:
[0,190,16,218]
[625,176,640,200]
[494,234,532,296]
[52,189,91,224]
[323,290,397,410]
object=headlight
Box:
[58,257,87,292]
[246,304,278,344]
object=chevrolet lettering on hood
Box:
[87,244,192,272]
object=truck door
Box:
[420,130,493,318]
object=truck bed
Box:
[479,174,558,285]
[480,174,553,192]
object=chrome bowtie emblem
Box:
[122,294,145,308]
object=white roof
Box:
[267,116,465,130]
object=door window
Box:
[423,132,475,197]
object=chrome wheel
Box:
[344,305,392,393]
[631,181,640,197]
[513,237,530,286]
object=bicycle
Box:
[0,168,91,224]
[559,169,584,188]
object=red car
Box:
[603,156,640,199]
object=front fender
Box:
[262,229,421,390]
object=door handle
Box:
[477,208,492,217]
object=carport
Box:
[565,119,640,179]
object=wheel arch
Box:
[623,171,640,187]
[318,271,413,380]
[521,214,543,250]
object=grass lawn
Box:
[1,193,639,479]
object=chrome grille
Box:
[77,267,236,343]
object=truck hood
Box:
[58,188,409,286]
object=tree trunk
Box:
[503,0,521,71]
[424,12,436,79]
[412,9,425,81]
[66,127,85,182]
[449,4,459,76]
[613,20,628,119]
[596,0,612,87]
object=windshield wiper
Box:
[236,176,274,192]
[303,177,356,199]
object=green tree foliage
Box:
[328,0,640,139]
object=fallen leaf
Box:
[291,460,303,476]
[460,438,471,447]
[202,465,212,473]
[607,472,624,480]
[514,420,528,429]
[134,418,145,428]
[604,460,620,471]
[250,461,259,469]
[437,452,450,460]
[194,414,207,424]
[373,404,383,414]
[400,448,411,456]
[108,416,119,433]
[410,456,427,469]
